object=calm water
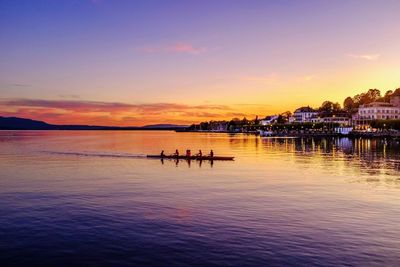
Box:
[0,131,400,266]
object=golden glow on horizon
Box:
[1,68,399,127]
[1,62,399,126]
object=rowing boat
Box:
[146,155,234,161]
[147,155,234,160]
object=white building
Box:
[306,116,350,125]
[322,116,351,126]
[293,106,318,123]
[357,102,400,121]
[209,121,228,131]
[260,115,279,125]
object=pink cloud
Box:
[138,42,205,55]
[0,99,231,114]
[168,42,204,54]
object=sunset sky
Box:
[1,0,400,126]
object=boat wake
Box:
[42,150,146,159]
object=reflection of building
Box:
[334,137,353,151]
[293,106,317,122]
[260,137,400,175]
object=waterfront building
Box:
[310,117,322,123]
[353,100,400,126]
[288,116,296,123]
[260,115,279,125]
[293,106,318,122]
[357,102,400,120]
[352,92,400,126]
[322,116,351,126]
[209,121,228,132]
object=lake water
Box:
[0,131,399,266]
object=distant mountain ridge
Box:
[0,116,188,130]
[141,124,187,129]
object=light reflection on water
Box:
[0,131,399,266]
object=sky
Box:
[1,0,400,126]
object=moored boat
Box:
[258,129,275,137]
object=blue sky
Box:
[1,0,399,125]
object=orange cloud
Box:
[0,98,258,126]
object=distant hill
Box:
[0,116,54,130]
[0,116,188,130]
[141,124,188,129]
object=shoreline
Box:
[1,129,399,139]
[177,130,400,139]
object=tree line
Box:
[188,87,400,131]
[343,88,400,113]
